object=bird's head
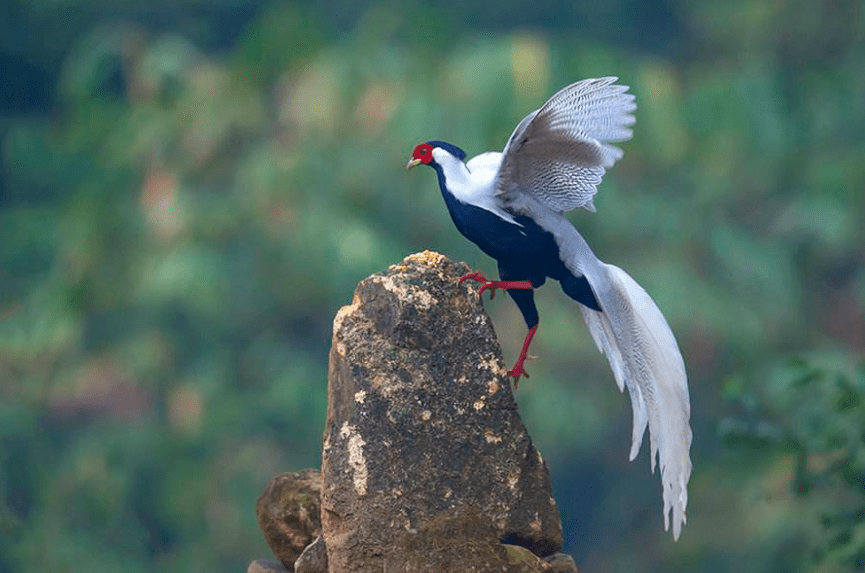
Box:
[406,141,466,169]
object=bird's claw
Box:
[458,271,488,284]
[508,352,538,389]
[478,283,497,299]
[507,361,531,389]
[459,271,497,299]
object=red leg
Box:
[508,325,538,389]
[459,271,533,299]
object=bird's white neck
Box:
[432,147,472,192]
[432,147,519,225]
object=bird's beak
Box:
[406,157,422,170]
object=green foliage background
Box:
[1,1,864,571]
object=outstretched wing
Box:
[495,77,636,213]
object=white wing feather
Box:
[496,77,636,213]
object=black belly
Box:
[442,194,600,311]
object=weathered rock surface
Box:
[321,251,564,573]
[256,469,322,570]
[294,536,328,573]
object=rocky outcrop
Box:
[256,470,322,569]
[250,251,578,573]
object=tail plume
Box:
[580,262,692,540]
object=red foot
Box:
[459,271,533,300]
[508,361,531,388]
[508,325,538,389]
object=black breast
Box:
[437,184,570,283]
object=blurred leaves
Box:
[722,360,865,571]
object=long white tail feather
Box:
[581,262,692,540]
[505,185,693,539]
[580,306,650,462]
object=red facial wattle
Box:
[406,142,434,169]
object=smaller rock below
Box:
[247,559,290,573]
[544,553,579,573]
[295,536,328,573]
[503,544,553,572]
[256,469,322,569]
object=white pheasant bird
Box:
[407,77,693,539]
